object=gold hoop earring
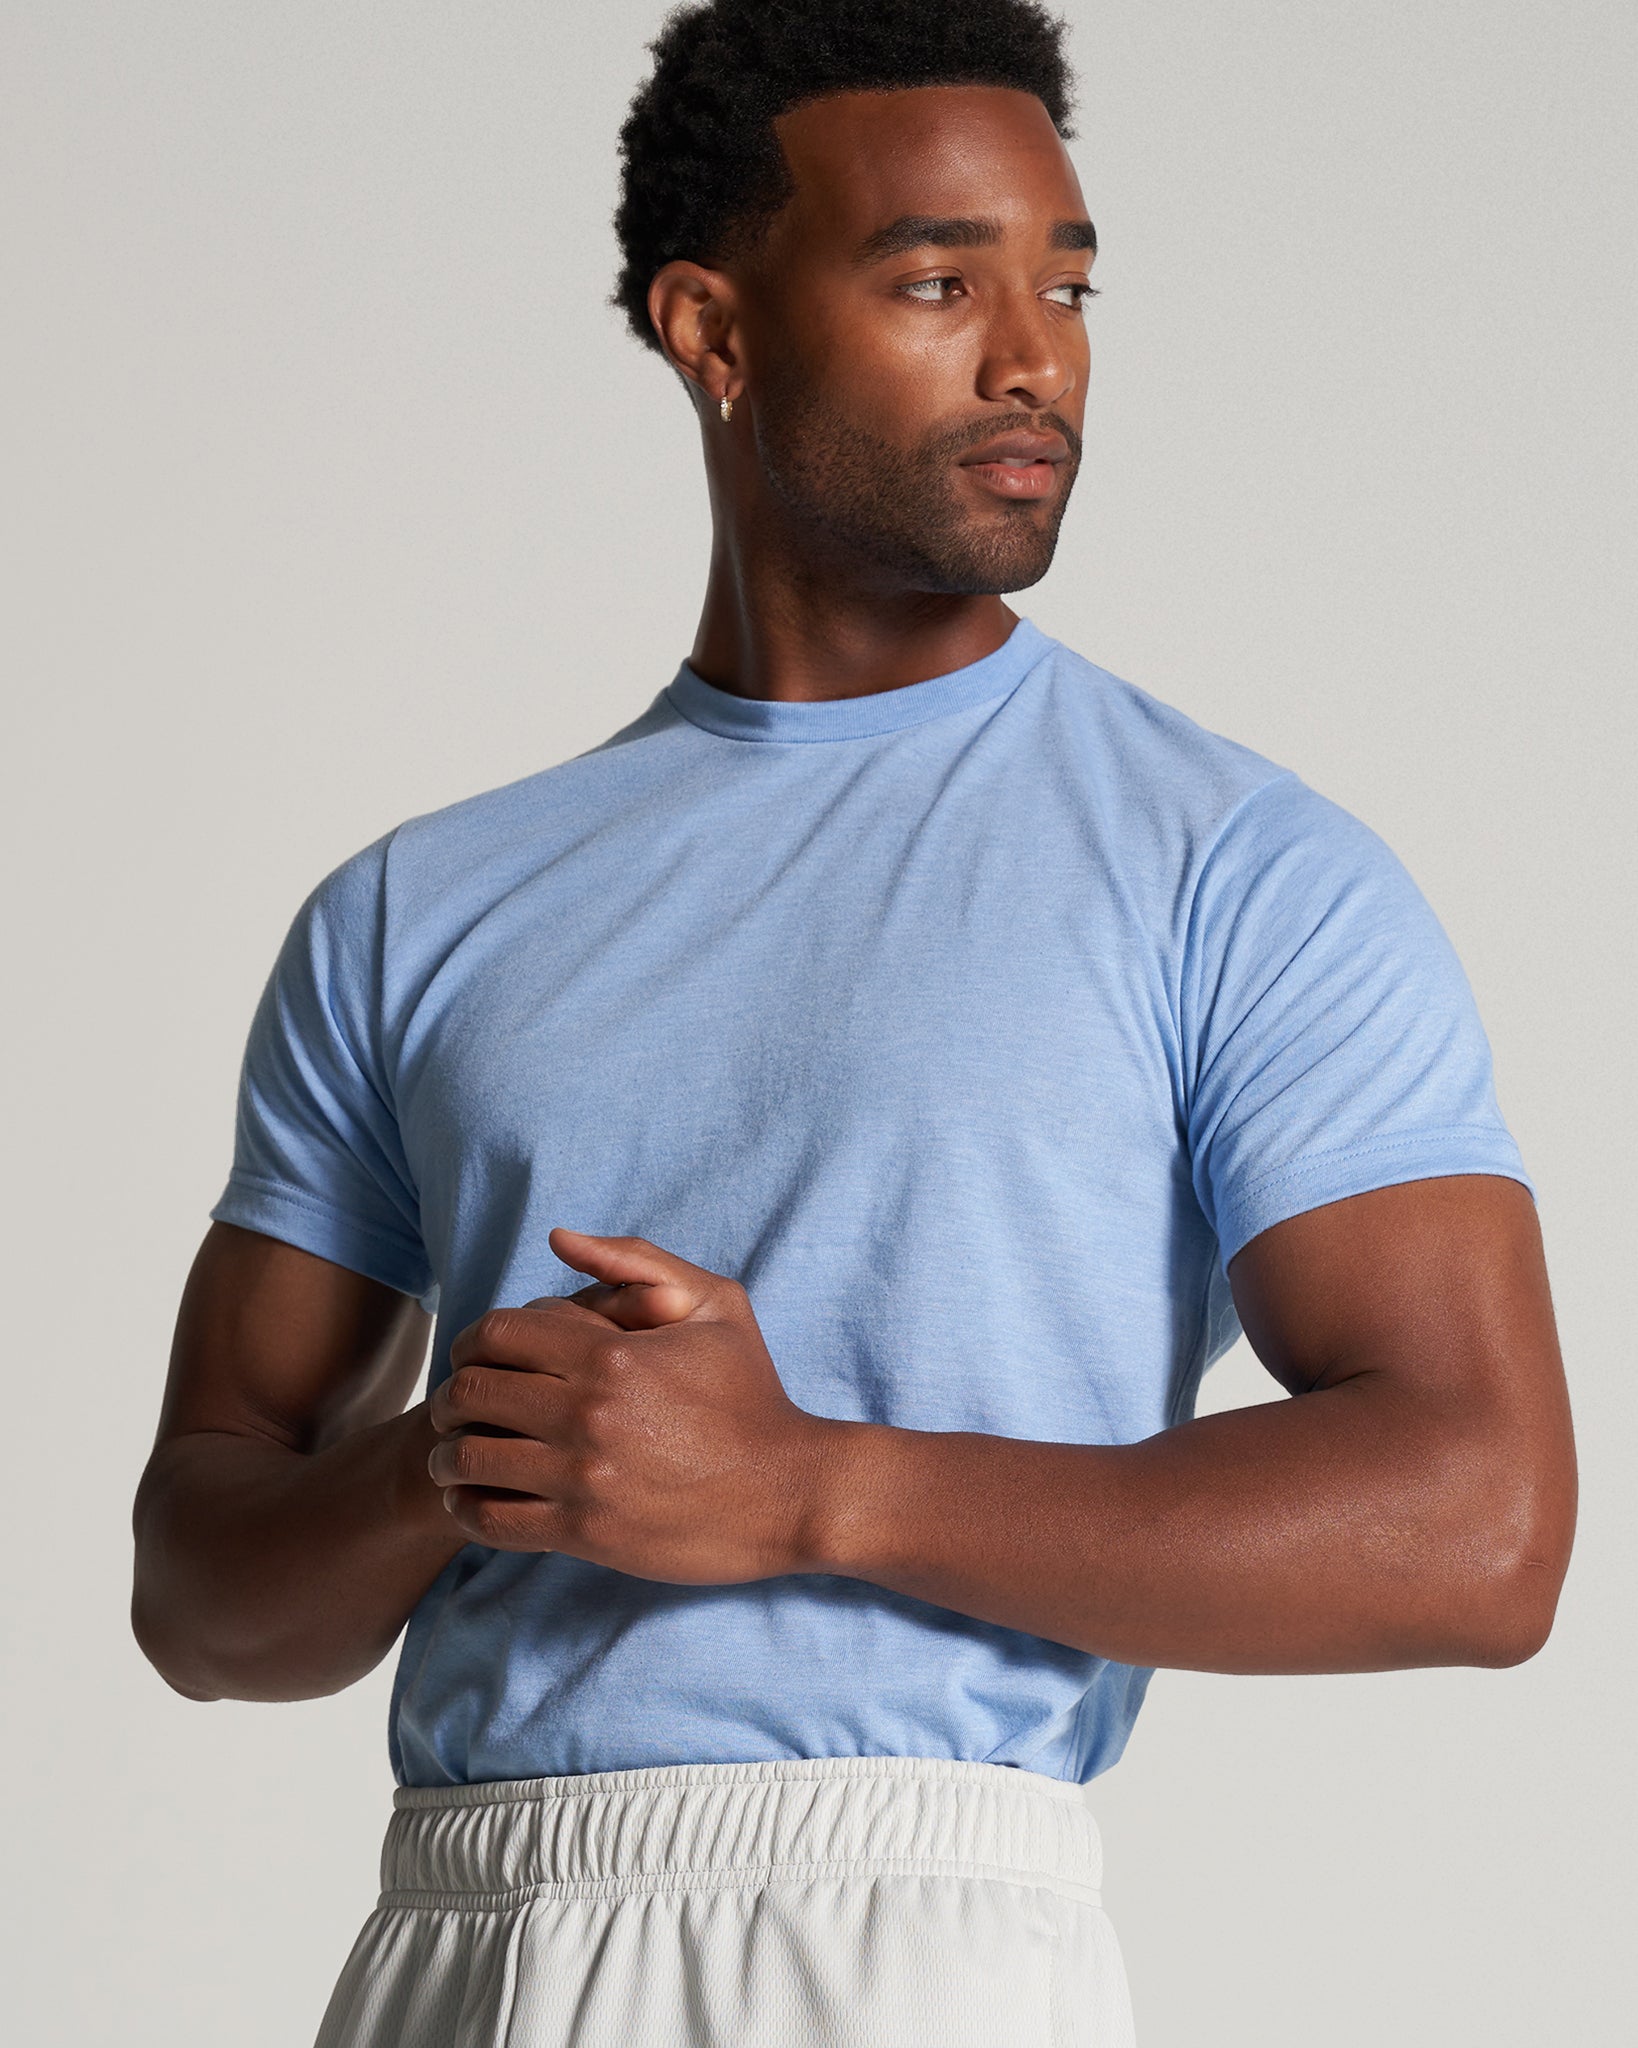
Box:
[720,394,734,423]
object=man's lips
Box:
[960,430,1070,466]
[958,430,1070,500]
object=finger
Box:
[548,1228,716,1321]
[429,1364,568,1439]
[449,1298,607,1374]
[556,1277,697,1332]
[428,1428,560,1496]
[441,1484,563,1553]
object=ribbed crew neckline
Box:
[662,616,1053,744]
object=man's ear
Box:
[648,260,744,417]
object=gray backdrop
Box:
[4,2,1633,2041]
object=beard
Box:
[749,368,1082,595]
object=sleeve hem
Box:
[1213,1127,1536,1272]
[210,1171,433,1300]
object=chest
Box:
[409,819,1172,1141]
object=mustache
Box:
[931,411,1083,463]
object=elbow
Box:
[131,1605,345,1704]
[131,1586,358,1703]
[1445,1462,1576,1670]
[130,1576,239,1702]
[130,1468,350,1705]
[130,1598,221,1702]
[130,1557,334,1706]
[1460,1557,1567,1667]
[131,1556,390,1704]
[130,1471,224,1701]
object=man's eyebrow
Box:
[851,215,1098,266]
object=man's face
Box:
[735,85,1095,595]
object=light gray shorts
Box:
[313,1753,1136,2046]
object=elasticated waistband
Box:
[380,1756,1104,1910]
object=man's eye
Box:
[898,277,1101,308]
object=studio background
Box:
[4,3,1632,2042]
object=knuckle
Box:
[570,1389,608,1438]
[592,1337,637,1378]
[468,1496,515,1544]
[466,1489,544,1545]
[471,1309,516,1353]
[577,1453,618,1498]
[446,1435,485,1483]
[442,1367,483,1415]
[553,1497,593,1545]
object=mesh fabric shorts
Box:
[313,1754,1137,2046]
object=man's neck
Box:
[686,555,1019,704]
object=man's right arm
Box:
[131,1221,466,1703]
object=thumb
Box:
[547,1228,710,1329]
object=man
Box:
[131,2,1576,2042]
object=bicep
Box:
[154,1220,431,1455]
[1227,1176,1576,1528]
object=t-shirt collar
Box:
[663,616,1053,744]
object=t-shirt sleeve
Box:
[1181,772,1532,1271]
[209,832,434,1300]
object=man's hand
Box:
[428,1228,845,1582]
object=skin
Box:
[132,86,1575,1705]
[658,85,1098,701]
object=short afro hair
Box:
[611,0,1079,356]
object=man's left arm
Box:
[430,1173,1575,1675]
[814,1171,1575,1673]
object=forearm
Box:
[132,1401,466,1702]
[813,1375,1562,1673]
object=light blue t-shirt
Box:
[212,617,1531,1787]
